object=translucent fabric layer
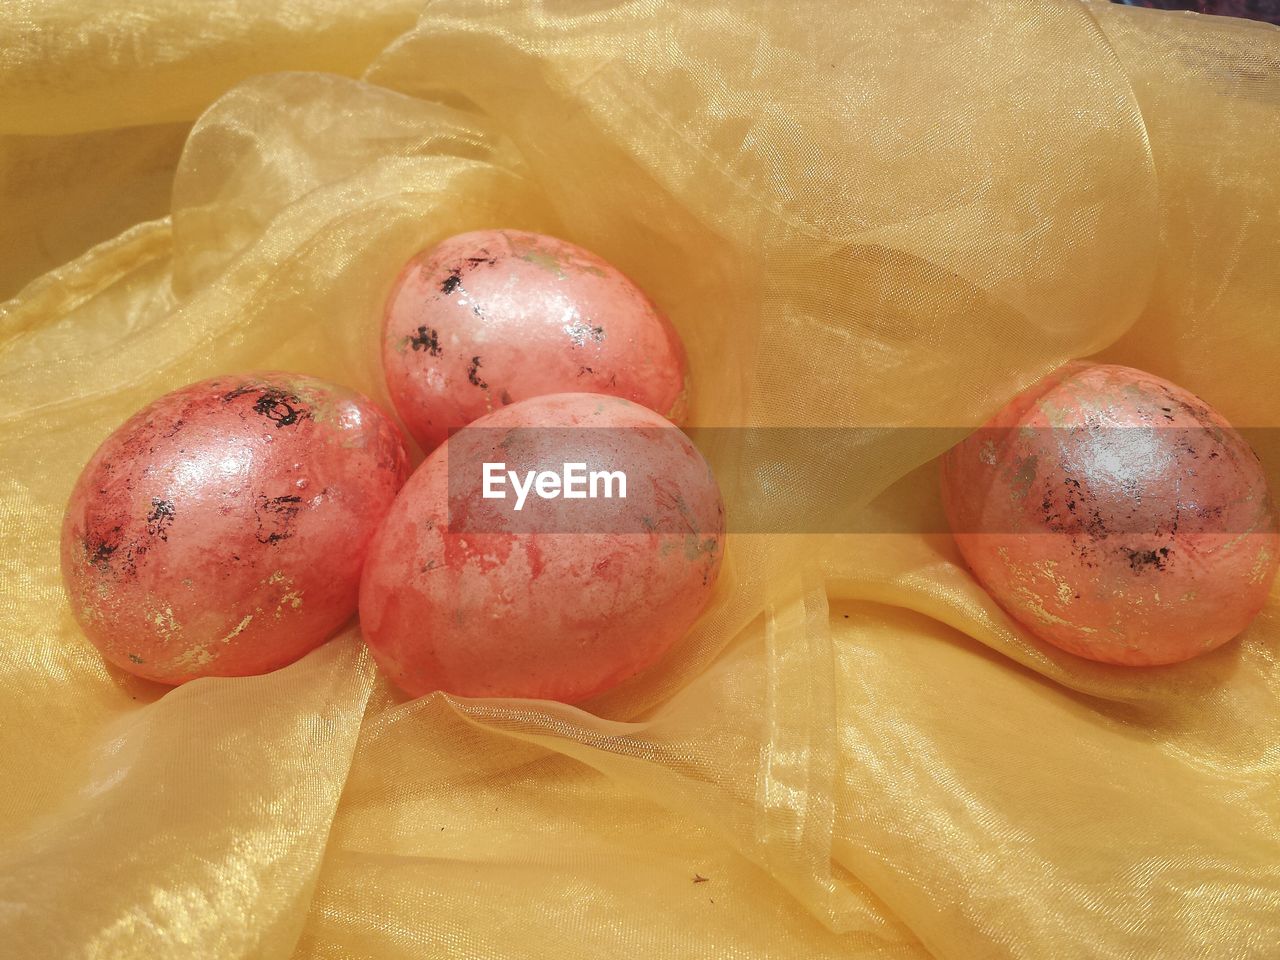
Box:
[1,2,1278,958]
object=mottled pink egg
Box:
[942,363,1278,666]
[359,393,724,702]
[381,229,689,451]
[61,373,408,684]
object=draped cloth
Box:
[2,2,1279,957]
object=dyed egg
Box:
[381,229,689,451]
[61,372,408,684]
[941,363,1278,666]
[359,393,724,702]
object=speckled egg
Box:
[941,363,1278,666]
[359,392,724,702]
[61,372,409,684]
[381,229,689,451]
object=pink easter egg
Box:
[61,372,408,683]
[359,393,724,702]
[381,229,689,451]
[942,363,1278,665]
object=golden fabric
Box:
[2,1,1278,957]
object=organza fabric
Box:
[2,2,1279,958]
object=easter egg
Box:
[61,372,409,684]
[381,229,689,451]
[359,393,724,702]
[941,362,1278,666]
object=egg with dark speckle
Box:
[359,393,723,702]
[382,229,689,451]
[942,363,1278,666]
[61,372,408,684]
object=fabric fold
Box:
[1,2,1278,958]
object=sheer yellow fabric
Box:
[2,2,1278,958]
